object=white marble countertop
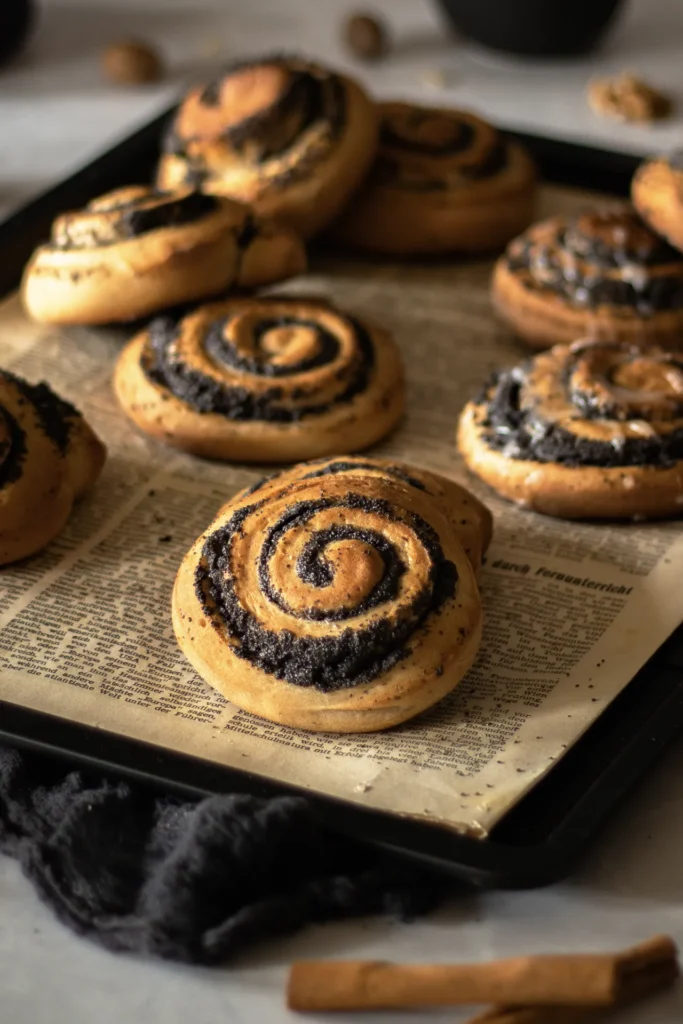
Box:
[3,0,683,1020]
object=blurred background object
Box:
[436,0,626,57]
[0,0,35,68]
[344,11,390,61]
[101,39,164,85]
[1,0,682,226]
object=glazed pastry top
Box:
[504,206,683,315]
[473,338,683,468]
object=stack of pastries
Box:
[11,52,683,734]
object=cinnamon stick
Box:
[286,935,678,1013]
[465,1008,596,1024]
[465,939,680,1024]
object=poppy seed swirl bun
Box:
[156,55,378,239]
[458,338,683,519]
[332,101,537,256]
[0,371,105,563]
[21,185,306,326]
[113,297,405,463]
[632,150,683,255]
[173,457,487,732]
[492,205,683,350]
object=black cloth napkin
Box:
[0,745,449,964]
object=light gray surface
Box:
[3,739,683,1022]
[3,0,683,1019]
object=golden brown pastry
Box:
[173,457,487,732]
[21,185,306,326]
[0,371,105,563]
[632,151,683,254]
[248,454,493,573]
[113,297,405,463]
[492,204,683,350]
[457,338,683,520]
[156,55,378,239]
[331,101,537,256]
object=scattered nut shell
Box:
[344,12,389,61]
[102,40,164,86]
[587,73,672,123]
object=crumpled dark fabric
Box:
[0,745,450,964]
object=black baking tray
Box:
[1,106,681,888]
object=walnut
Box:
[102,40,164,86]
[344,13,389,61]
[587,73,672,123]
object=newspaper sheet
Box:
[1,185,682,836]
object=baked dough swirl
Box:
[114,297,405,462]
[457,338,683,519]
[156,55,378,239]
[173,457,486,731]
[632,150,683,254]
[492,204,683,349]
[331,101,537,255]
[21,185,306,326]
[0,371,105,563]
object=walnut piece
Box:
[344,13,389,61]
[102,40,164,86]
[587,73,672,123]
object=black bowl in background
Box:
[0,0,35,69]
[436,0,626,57]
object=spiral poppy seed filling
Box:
[8,373,77,454]
[163,57,347,185]
[205,317,340,377]
[142,309,376,424]
[376,107,509,192]
[506,209,683,314]
[120,193,219,237]
[0,408,27,489]
[51,191,219,250]
[222,69,344,162]
[478,344,683,469]
[258,498,408,621]
[195,493,458,691]
[0,372,81,489]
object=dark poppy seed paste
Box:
[163,56,347,188]
[477,342,683,469]
[142,308,375,424]
[376,107,508,192]
[505,208,683,314]
[194,491,457,692]
[51,190,219,250]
